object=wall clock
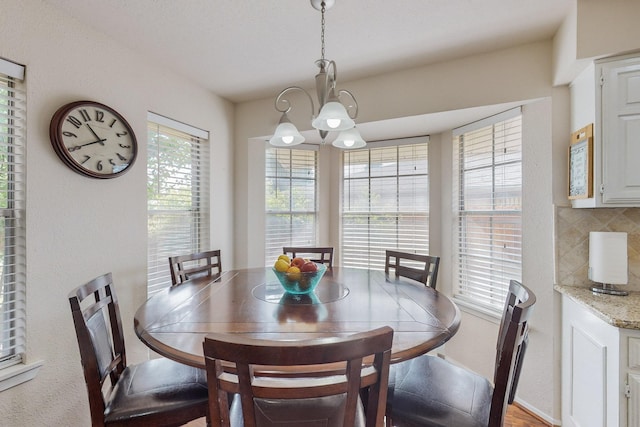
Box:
[49,100,137,179]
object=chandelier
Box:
[269,0,366,149]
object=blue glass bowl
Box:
[272,263,327,295]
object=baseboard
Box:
[512,399,560,426]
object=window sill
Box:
[453,297,501,324]
[0,360,44,392]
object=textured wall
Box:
[0,1,234,425]
[555,206,640,292]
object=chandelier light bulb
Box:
[312,101,355,131]
[332,126,366,149]
[269,115,305,147]
[326,118,341,129]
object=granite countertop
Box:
[555,284,640,330]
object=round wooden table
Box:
[134,267,461,369]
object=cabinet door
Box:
[562,296,621,427]
[630,373,640,427]
[600,57,640,203]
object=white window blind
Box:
[342,138,429,270]
[147,113,210,296]
[265,146,318,265]
[453,108,522,313]
[0,58,26,370]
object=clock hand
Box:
[68,138,108,152]
[86,123,103,142]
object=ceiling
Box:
[42,0,573,140]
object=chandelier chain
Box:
[320,2,326,61]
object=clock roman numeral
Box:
[66,115,82,129]
[79,109,91,122]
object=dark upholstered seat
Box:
[386,280,536,427]
[387,354,492,427]
[103,358,208,425]
[204,326,393,427]
[169,249,222,285]
[68,272,208,426]
[384,250,440,289]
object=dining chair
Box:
[384,250,440,289]
[68,272,209,426]
[203,326,394,427]
[169,249,222,285]
[385,279,536,427]
[283,246,334,267]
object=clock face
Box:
[50,101,138,179]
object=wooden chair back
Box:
[68,272,127,426]
[489,279,536,427]
[384,250,440,289]
[169,249,222,285]
[203,326,394,427]
[283,246,334,267]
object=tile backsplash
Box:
[555,206,640,292]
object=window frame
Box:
[264,145,319,266]
[341,136,430,270]
[146,112,210,296]
[452,108,523,316]
[0,57,42,391]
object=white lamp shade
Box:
[269,122,305,147]
[589,231,628,285]
[332,127,366,149]
[312,101,355,131]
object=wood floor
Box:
[188,403,551,426]
[505,403,552,427]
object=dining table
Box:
[134,266,461,369]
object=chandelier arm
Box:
[325,60,338,90]
[336,89,359,119]
[274,86,316,116]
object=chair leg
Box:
[385,403,393,427]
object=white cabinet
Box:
[570,54,640,207]
[562,295,640,426]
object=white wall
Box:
[3,0,639,425]
[235,41,564,422]
[0,1,234,425]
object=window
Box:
[342,137,429,270]
[147,113,210,295]
[453,108,522,313]
[0,58,26,371]
[265,146,318,265]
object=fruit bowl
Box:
[272,263,327,295]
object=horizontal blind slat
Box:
[265,147,318,265]
[453,112,522,313]
[0,69,26,366]
[147,120,210,296]
[342,140,429,270]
